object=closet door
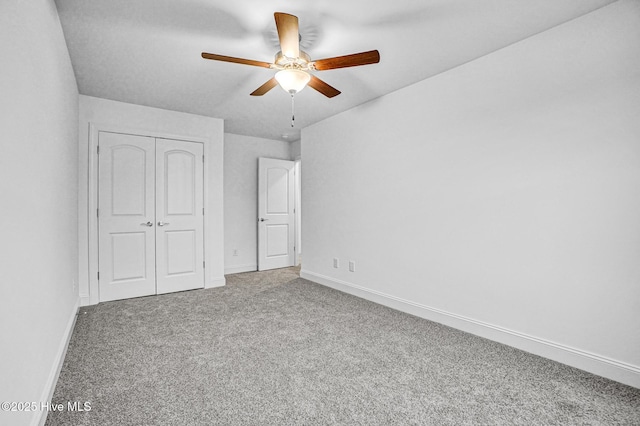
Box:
[155,138,204,294]
[98,132,156,302]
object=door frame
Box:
[87,122,212,305]
[294,158,301,267]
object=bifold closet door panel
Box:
[98,132,157,302]
[155,138,205,294]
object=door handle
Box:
[259,218,268,222]
[141,222,153,227]
[158,221,170,227]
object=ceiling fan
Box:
[201,12,380,101]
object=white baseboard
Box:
[34,298,79,426]
[206,275,226,289]
[79,294,90,307]
[224,264,257,275]
[300,269,640,389]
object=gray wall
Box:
[290,139,301,160]
[301,0,640,387]
[0,1,80,425]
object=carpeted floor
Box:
[46,267,640,425]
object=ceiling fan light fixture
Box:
[275,69,310,94]
[201,13,379,101]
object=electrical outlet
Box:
[349,261,355,272]
[233,249,238,256]
[333,258,340,268]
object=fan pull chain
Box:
[291,93,295,127]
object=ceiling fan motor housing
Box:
[275,50,312,70]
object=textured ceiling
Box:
[55,0,615,141]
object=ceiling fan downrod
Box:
[290,92,295,127]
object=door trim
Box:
[294,159,301,267]
[87,122,213,305]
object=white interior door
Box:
[258,157,295,271]
[155,138,204,294]
[98,133,204,302]
[98,132,156,302]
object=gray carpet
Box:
[47,267,640,425]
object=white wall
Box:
[78,95,225,305]
[301,0,640,388]
[0,1,79,425]
[290,139,301,160]
[224,133,292,274]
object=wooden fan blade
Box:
[274,12,300,58]
[250,78,279,96]
[312,50,380,71]
[308,75,341,98]
[201,52,272,68]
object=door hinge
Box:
[203,261,205,268]
[202,155,204,163]
[97,208,99,217]
[202,207,205,215]
[97,271,100,280]
[97,145,100,154]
